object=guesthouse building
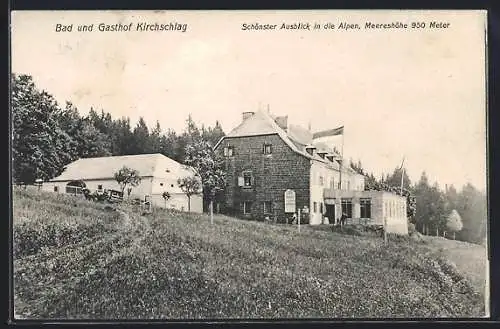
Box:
[214,110,408,234]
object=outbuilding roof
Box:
[48,153,197,182]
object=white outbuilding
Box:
[41,153,203,213]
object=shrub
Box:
[408,221,417,235]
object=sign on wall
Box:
[284,189,296,213]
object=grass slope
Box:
[13,188,486,319]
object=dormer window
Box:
[263,143,272,155]
[326,154,335,162]
[305,144,316,155]
[317,151,327,159]
[224,145,234,157]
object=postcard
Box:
[10,10,489,320]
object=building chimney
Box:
[275,115,288,131]
[242,111,255,121]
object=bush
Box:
[408,221,417,235]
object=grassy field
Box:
[12,187,487,319]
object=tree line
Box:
[12,73,225,183]
[12,73,487,245]
[349,159,487,245]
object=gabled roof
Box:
[214,110,358,174]
[48,153,197,182]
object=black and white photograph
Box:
[10,10,489,319]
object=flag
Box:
[312,126,344,139]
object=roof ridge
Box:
[79,153,164,160]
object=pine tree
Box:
[150,120,163,154]
[131,117,151,154]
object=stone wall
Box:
[215,134,311,222]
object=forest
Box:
[11,73,488,245]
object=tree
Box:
[412,172,447,236]
[112,117,135,155]
[74,119,111,158]
[456,183,487,244]
[11,73,74,184]
[446,209,463,240]
[177,176,202,212]
[385,166,412,192]
[150,120,163,154]
[130,117,152,154]
[201,120,225,147]
[184,138,226,223]
[113,166,141,196]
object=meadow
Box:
[12,187,487,319]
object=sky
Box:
[10,10,488,191]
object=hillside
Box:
[12,188,487,319]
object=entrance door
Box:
[326,204,335,224]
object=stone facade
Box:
[216,134,311,223]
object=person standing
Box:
[340,211,347,227]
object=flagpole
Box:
[400,156,405,195]
[400,167,404,195]
[339,129,345,190]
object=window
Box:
[263,143,272,154]
[160,183,164,187]
[263,201,272,214]
[330,178,335,189]
[54,186,58,192]
[243,171,253,187]
[313,202,317,213]
[224,146,234,157]
[98,184,103,190]
[341,198,353,218]
[171,184,174,187]
[360,198,372,219]
[242,201,253,214]
[319,175,324,186]
[320,202,323,214]
[66,180,86,195]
